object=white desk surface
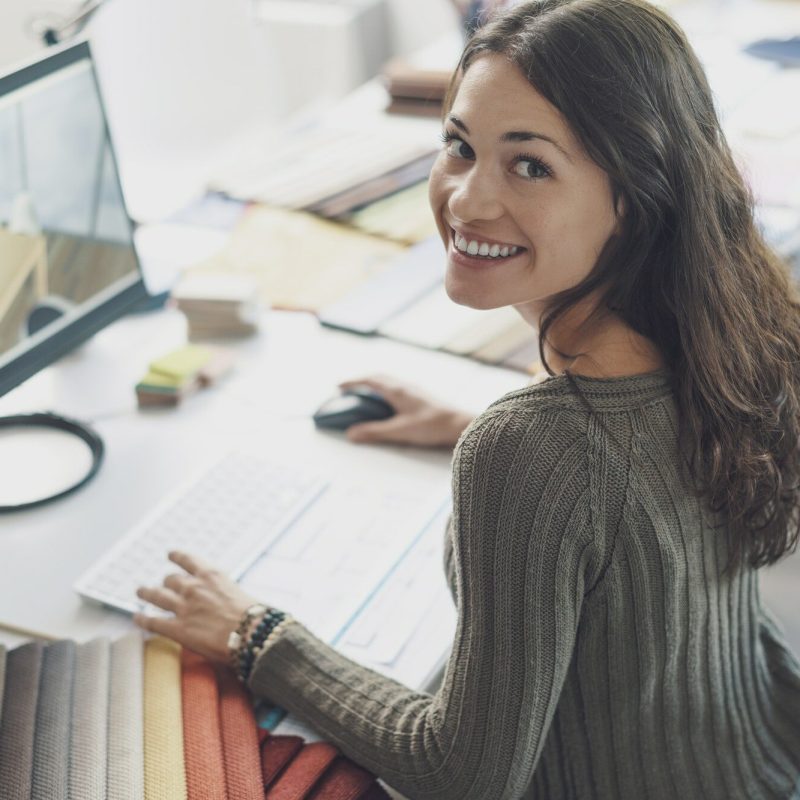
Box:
[0,307,528,675]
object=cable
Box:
[0,412,104,513]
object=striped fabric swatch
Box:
[216,664,263,800]
[108,631,145,800]
[143,636,186,800]
[31,640,76,800]
[180,650,227,800]
[70,637,111,800]
[0,641,44,800]
[265,742,340,799]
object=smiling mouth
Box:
[451,228,525,260]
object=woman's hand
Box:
[339,375,474,448]
[133,551,260,664]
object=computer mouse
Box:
[313,388,396,431]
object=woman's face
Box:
[428,53,620,323]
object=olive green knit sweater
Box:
[250,370,800,799]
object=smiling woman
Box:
[135,1,800,797]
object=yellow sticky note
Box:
[149,345,212,381]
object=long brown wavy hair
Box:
[446,0,800,568]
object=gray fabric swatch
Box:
[0,640,44,800]
[31,640,76,800]
[69,637,110,800]
[107,631,144,800]
[0,645,5,729]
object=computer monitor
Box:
[0,39,148,400]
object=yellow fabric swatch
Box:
[144,637,187,800]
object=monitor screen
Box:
[0,40,148,399]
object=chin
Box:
[444,275,505,310]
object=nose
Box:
[447,163,504,224]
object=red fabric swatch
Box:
[180,649,228,800]
[216,665,265,800]
[261,734,305,788]
[306,756,375,800]
[265,741,340,800]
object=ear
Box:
[612,190,627,235]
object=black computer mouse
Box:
[313,388,396,431]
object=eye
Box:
[440,131,474,160]
[512,156,552,180]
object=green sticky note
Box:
[149,345,212,381]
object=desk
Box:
[0,305,527,692]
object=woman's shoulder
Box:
[454,367,676,489]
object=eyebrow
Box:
[448,114,573,163]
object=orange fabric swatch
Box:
[261,734,305,788]
[306,756,375,800]
[216,666,263,800]
[180,650,227,800]
[265,742,340,800]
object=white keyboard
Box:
[75,451,327,613]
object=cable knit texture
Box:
[249,369,800,799]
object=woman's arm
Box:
[245,407,604,798]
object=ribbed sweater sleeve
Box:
[249,405,606,799]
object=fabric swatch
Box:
[69,637,111,800]
[143,636,187,800]
[216,664,263,800]
[0,641,44,800]
[108,631,145,800]
[180,649,227,800]
[261,734,304,788]
[306,757,376,800]
[265,741,340,800]
[31,640,76,800]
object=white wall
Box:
[0,0,460,74]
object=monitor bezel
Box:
[0,39,149,399]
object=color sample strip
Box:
[108,631,145,800]
[70,637,111,800]
[144,636,186,800]
[0,641,44,800]
[181,649,227,800]
[265,742,340,799]
[216,665,263,800]
[31,640,76,800]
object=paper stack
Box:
[172,273,260,339]
[135,344,234,408]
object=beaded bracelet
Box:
[227,603,267,673]
[233,607,291,684]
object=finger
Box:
[163,572,195,594]
[338,376,403,402]
[168,550,212,576]
[133,612,182,640]
[346,417,412,444]
[136,586,182,613]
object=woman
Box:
[135,0,800,796]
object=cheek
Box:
[428,156,452,241]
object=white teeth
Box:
[452,230,520,259]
